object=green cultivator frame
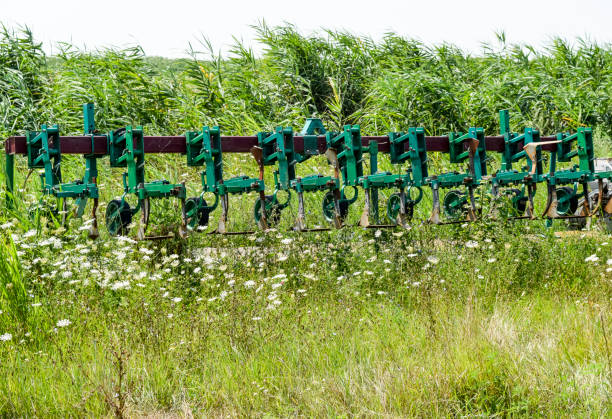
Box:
[490,110,546,219]
[4,103,612,239]
[184,126,265,234]
[106,124,187,239]
[427,127,486,224]
[24,104,100,237]
[358,128,427,228]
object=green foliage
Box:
[0,25,46,135]
[0,232,28,325]
[1,23,610,146]
[0,221,610,416]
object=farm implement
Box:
[4,104,612,239]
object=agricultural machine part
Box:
[570,158,612,230]
[8,104,612,237]
[325,124,380,226]
[254,126,298,228]
[358,127,427,228]
[107,125,187,240]
[538,128,596,220]
[326,124,364,187]
[105,199,132,236]
[427,128,485,224]
[25,104,100,236]
[184,126,265,234]
[490,110,544,219]
[292,119,344,231]
[257,122,346,231]
[442,189,468,218]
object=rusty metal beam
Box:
[4,134,559,156]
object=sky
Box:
[2,0,611,57]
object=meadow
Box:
[1,24,612,417]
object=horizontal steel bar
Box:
[4,134,559,155]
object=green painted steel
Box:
[107,125,186,238]
[257,126,298,190]
[6,103,612,237]
[326,125,364,187]
[426,126,486,223]
[108,126,185,199]
[186,126,264,195]
[24,105,100,228]
[487,110,548,218]
[357,128,427,227]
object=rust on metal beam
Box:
[4,134,559,156]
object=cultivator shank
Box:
[107,124,187,239]
[24,104,101,237]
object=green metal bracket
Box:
[183,125,265,233]
[26,124,62,194]
[448,127,487,180]
[494,110,543,186]
[25,121,99,201]
[424,127,487,223]
[108,126,186,199]
[74,103,101,217]
[556,128,594,171]
[326,124,364,187]
[108,126,145,192]
[498,110,542,178]
[185,126,223,192]
[257,127,298,190]
[358,130,429,227]
[185,126,264,195]
[389,127,428,185]
[489,110,544,218]
[300,118,326,157]
[106,125,187,238]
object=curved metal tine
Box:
[605,195,612,215]
[429,185,441,225]
[138,198,150,241]
[542,182,559,219]
[60,197,68,226]
[591,179,604,215]
[605,182,612,215]
[216,194,228,234]
[525,184,537,219]
[325,149,339,170]
[332,189,343,229]
[396,188,411,229]
[257,192,269,231]
[295,190,306,232]
[467,137,480,176]
[581,181,591,217]
[466,187,477,222]
[359,188,371,228]
[523,141,561,176]
[88,197,99,239]
[250,146,264,167]
[178,195,188,239]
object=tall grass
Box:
[1,23,611,144]
[0,232,28,326]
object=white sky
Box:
[3,0,611,57]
